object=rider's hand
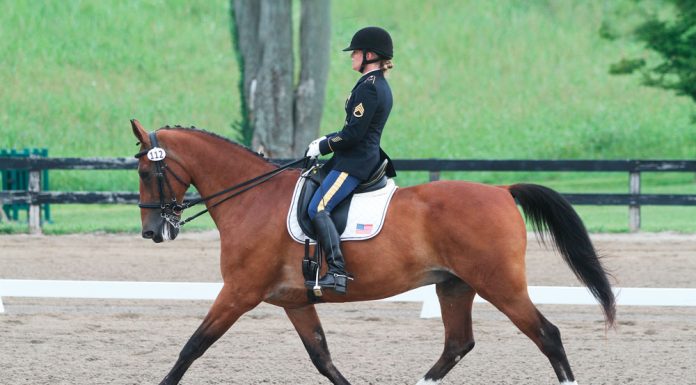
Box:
[306,136,325,158]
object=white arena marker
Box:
[1,281,695,317]
[0,280,222,300]
[417,286,696,318]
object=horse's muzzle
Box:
[142,229,164,243]
[142,220,178,243]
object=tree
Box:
[606,0,696,108]
[231,0,331,157]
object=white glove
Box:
[306,136,325,158]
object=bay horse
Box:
[131,119,615,385]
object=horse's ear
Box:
[131,119,148,145]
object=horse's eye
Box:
[139,170,149,180]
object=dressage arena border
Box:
[1,280,695,316]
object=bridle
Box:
[135,132,192,228]
[135,130,310,228]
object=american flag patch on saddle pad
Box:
[355,223,374,235]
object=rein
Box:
[136,131,310,228]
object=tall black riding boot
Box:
[309,210,350,294]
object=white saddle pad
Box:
[286,175,398,244]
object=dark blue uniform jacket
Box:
[318,70,396,181]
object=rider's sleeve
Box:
[319,83,378,155]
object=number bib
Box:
[147,147,167,161]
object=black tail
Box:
[508,183,616,326]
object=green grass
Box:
[1,0,695,233]
[1,0,241,190]
[324,0,696,160]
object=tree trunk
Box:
[230,0,260,145]
[293,0,331,155]
[232,0,330,158]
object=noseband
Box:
[135,130,311,228]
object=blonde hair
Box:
[380,59,393,73]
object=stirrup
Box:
[305,273,353,296]
[321,273,353,295]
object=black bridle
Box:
[135,131,310,228]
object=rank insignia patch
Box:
[353,103,365,118]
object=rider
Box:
[305,26,397,294]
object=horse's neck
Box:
[167,134,281,228]
[169,131,303,260]
[186,146,277,199]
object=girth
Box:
[297,159,389,239]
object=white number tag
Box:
[147,147,167,161]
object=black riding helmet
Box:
[343,26,393,72]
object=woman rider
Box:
[305,26,397,294]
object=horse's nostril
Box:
[142,230,155,239]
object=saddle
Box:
[296,159,389,239]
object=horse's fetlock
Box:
[451,339,474,361]
[462,339,475,355]
[445,338,474,356]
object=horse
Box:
[130,119,615,385]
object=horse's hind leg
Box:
[285,305,351,385]
[481,285,577,384]
[418,277,476,385]
[159,284,260,385]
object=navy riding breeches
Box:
[308,170,361,220]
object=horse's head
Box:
[131,119,191,243]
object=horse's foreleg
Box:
[159,284,260,385]
[285,305,351,385]
[417,278,476,385]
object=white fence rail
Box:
[2,279,695,317]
